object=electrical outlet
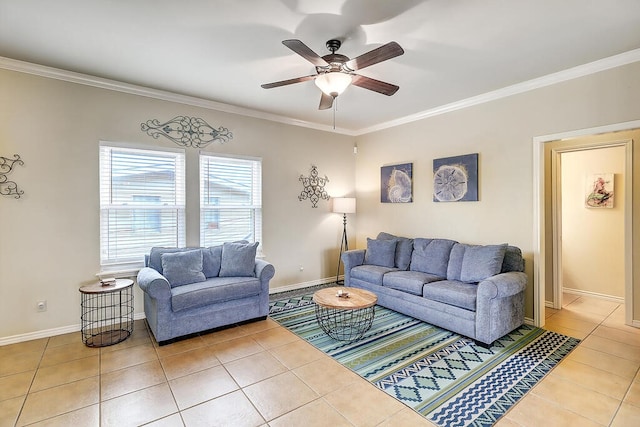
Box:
[299,265,304,271]
[37,301,47,312]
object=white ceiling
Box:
[2,0,640,134]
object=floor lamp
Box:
[333,197,356,285]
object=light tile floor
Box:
[0,294,638,426]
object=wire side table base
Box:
[314,304,375,342]
[79,279,134,347]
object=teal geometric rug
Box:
[269,294,580,427]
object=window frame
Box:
[199,152,263,253]
[99,142,186,271]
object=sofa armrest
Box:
[475,271,528,345]
[477,271,527,300]
[255,259,275,284]
[137,267,172,300]
[341,249,365,286]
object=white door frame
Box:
[533,120,638,327]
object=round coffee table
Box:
[313,287,377,342]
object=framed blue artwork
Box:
[433,153,478,202]
[381,163,413,203]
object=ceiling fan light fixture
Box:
[315,72,352,97]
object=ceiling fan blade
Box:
[318,92,334,110]
[261,74,316,89]
[351,75,399,96]
[282,39,329,67]
[345,41,404,71]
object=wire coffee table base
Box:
[314,304,375,342]
[312,287,378,342]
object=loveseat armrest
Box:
[341,249,365,286]
[255,259,275,283]
[137,267,172,300]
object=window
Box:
[200,154,262,249]
[100,144,185,268]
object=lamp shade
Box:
[332,197,356,214]
[315,72,352,97]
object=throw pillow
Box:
[364,238,397,268]
[149,247,193,274]
[161,249,206,287]
[219,241,259,277]
[459,244,508,283]
[377,232,413,270]
[410,238,456,277]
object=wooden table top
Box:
[79,278,134,294]
[313,287,377,310]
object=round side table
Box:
[313,287,377,342]
[79,279,134,347]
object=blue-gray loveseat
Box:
[137,242,275,344]
[342,232,527,346]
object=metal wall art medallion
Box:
[299,165,330,208]
[1,154,25,199]
[141,116,233,148]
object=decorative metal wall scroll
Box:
[1,154,25,199]
[141,116,233,148]
[299,165,330,208]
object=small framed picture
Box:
[585,173,614,208]
[380,163,413,203]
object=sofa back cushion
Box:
[219,241,259,277]
[410,238,456,277]
[501,245,525,273]
[364,238,398,268]
[377,232,413,270]
[203,245,223,278]
[161,249,207,287]
[447,243,508,283]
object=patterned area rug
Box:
[269,294,580,427]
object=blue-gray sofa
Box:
[137,242,275,344]
[341,232,527,346]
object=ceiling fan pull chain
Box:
[333,97,337,130]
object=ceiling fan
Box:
[261,39,404,110]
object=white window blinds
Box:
[200,154,262,248]
[99,144,185,268]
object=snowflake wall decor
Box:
[298,165,330,208]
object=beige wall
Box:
[561,146,625,298]
[354,62,640,321]
[0,69,355,339]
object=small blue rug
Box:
[269,294,580,427]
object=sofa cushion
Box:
[161,250,207,288]
[501,245,525,273]
[422,280,478,311]
[171,277,261,312]
[410,238,456,277]
[364,238,397,268]
[447,243,507,283]
[203,245,222,278]
[351,264,398,286]
[383,270,444,296]
[377,232,414,270]
[460,244,507,283]
[219,242,258,277]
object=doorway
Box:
[553,143,627,308]
[532,121,637,328]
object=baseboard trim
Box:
[562,288,625,305]
[0,313,147,346]
[268,277,339,294]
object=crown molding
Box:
[0,57,357,136]
[2,48,639,137]
[355,48,640,136]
